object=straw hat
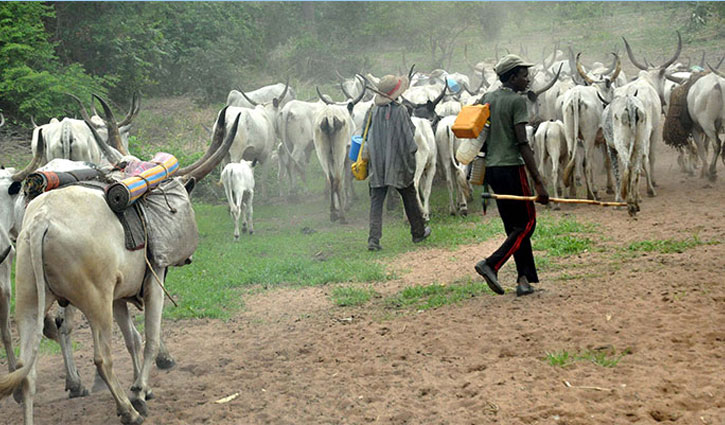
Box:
[374,74,409,106]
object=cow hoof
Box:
[459,209,468,217]
[337,217,347,225]
[249,230,254,235]
[233,235,239,241]
[120,410,144,425]
[68,385,90,399]
[606,187,614,195]
[145,390,155,400]
[131,398,149,417]
[647,189,656,197]
[13,387,22,404]
[155,355,176,370]
[708,173,717,182]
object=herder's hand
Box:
[534,182,550,205]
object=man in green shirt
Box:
[475,54,549,296]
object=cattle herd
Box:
[0,31,724,424]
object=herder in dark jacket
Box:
[362,74,431,251]
[474,54,550,296]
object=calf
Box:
[221,161,256,239]
[534,120,570,209]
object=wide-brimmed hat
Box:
[495,54,534,76]
[374,74,409,106]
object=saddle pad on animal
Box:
[115,204,146,251]
[24,168,104,200]
[142,178,198,268]
[663,72,707,148]
[105,153,179,213]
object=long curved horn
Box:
[575,53,595,85]
[431,84,447,107]
[0,113,5,128]
[596,91,610,107]
[277,79,290,103]
[660,31,682,70]
[316,87,333,105]
[609,53,622,81]
[462,83,478,96]
[30,115,37,128]
[188,113,241,181]
[340,80,354,99]
[0,245,10,265]
[92,94,128,155]
[335,70,345,81]
[407,64,416,82]
[535,63,563,96]
[699,51,706,68]
[117,91,141,127]
[83,119,122,164]
[708,64,725,79]
[178,106,229,176]
[665,73,687,84]
[11,128,46,181]
[238,86,259,107]
[66,93,102,128]
[715,56,724,70]
[622,37,648,70]
[349,81,366,106]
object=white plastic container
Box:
[455,121,489,165]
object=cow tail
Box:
[0,223,48,399]
[562,96,580,187]
[282,112,307,179]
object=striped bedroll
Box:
[105,153,179,212]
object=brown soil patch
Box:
[2,145,724,424]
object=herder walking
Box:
[362,73,431,251]
[474,54,549,296]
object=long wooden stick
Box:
[482,192,627,207]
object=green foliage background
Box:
[1,1,723,125]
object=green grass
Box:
[330,286,377,307]
[545,347,631,368]
[386,277,494,311]
[627,235,719,254]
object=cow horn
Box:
[316,87,333,105]
[117,91,141,128]
[238,86,259,107]
[11,128,46,181]
[660,31,682,70]
[708,64,725,79]
[596,91,610,107]
[0,245,10,265]
[609,53,622,82]
[349,82,366,106]
[431,84,447,107]
[276,79,290,105]
[575,53,595,85]
[0,113,5,128]
[66,93,102,128]
[535,63,563,96]
[407,64,416,82]
[92,94,128,155]
[335,70,345,81]
[83,119,123,164]
[699,51,706,68]
[665,73,687,84]
[622,37,649,70]
[462,83,478,96]
[188,113,241,181]
[340,80,354,100]
[178,106,229,176]
[30,115,37,128]
[715,56,724,70]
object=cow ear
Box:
[526,91,537,102]
[347,102,354,115]
[9,181,21,195]
[183,177,196,194]
[273,98,279,108]
[606,80,612,89]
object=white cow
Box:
[0,111,240,425]
[601,92,653,215]
[687,70,725,180]
[410,117,437,221]
[313,103,354,223]
[276,99,326,195]
[221,161,255,239]
[561,85,606,200]
[534,120,570,209]
[31,93,140,165]
[226,81,295,109]
[435,115,472,216]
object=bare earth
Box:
[2,145,724,425]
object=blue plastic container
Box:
[349,135,363,161]
[447,78,461,94]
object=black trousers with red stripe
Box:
[484,165,539,283]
